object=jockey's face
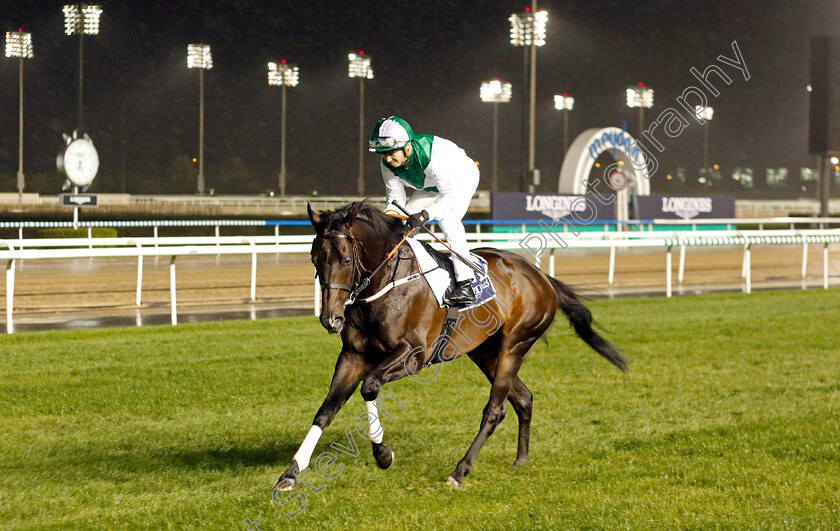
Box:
[382,144,410,168]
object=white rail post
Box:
[127,240,144,306]
[666,245,672,298]
[314,275,320,317]
[169,256,178,325]
[549,248,555,278]
[87,226,93,249]
[154,226,159,248]
[824,242,829,290]
[608,245,616,285]
[215,225,221,249]
[5,259,15,334]
[678,244,686,283]
[745,243,752,294]
[741,243,749,279]
[243,238,257,301]
[802,240,809,279]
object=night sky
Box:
[0,1,837,196]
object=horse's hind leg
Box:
[468,349,533,468]
[447,348,529,488]
[508,378,533,467]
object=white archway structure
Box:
[557,127,651,196]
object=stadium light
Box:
[626,82,654,139]
[510,6,548,192]
[188,44,212,194]
[480,79,513,192]
[695,106,714,172]
[63,4,102,132]
[348,51,373,195]
[268,60,299,196]
[554,93,574,160]
[5,30,33,198]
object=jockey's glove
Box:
[406,210,430,228]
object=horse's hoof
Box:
[512,458,528,468]
[444,476,462,489]
[273,478,296,491]
[373,443,394,469]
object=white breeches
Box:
[406,190,475,281]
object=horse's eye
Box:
[343,257,352,265]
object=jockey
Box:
[369,116,480,306]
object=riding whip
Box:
[391,202,483,276]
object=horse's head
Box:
[309,200,407,334]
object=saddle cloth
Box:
[405,237,497,311]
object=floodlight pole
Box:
[17,55,24,197]
[280,82,287,196]
[820,156,830,217]
[527,0,538,193]
[78,32,84,131]
[198,67,205,194]
[492,100,500,192]
[563,107,570,156]
[520,46,529,192]
[358,76,365,196]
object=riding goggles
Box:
[368,136,409,151]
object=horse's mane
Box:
[320,200,407,239]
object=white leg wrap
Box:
[365,400,384,444]
[292,425,323,471]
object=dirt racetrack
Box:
[2,243,837,332]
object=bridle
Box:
[316,226,414,306]
[317,231,367,303]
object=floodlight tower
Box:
[695,105,714,172]
[5,30,33,197]
[348,51,373,195]
[480,79,512,192]
[626,82,654,139]
[63,3,102,132]
[188,44,212,194]
[268,60,299,196]
[554,93,574,158]
[509,4,547,192]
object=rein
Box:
[318,227,416,306]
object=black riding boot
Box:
[444,279,476,306]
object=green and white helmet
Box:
[368,116,414,153]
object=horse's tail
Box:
[545,275,628,372]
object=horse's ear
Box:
[307,202,322,228]
[342,202,360,227]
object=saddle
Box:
[403,238,498,367]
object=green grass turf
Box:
[0,289,838,530]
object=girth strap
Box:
[424,306,460,368]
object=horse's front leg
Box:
[358,341,417,470]
[274,350,368,491]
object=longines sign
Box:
[637,195,735,220]
[492,193,613,221]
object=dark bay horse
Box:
[275,201,626,490]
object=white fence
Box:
[2,226,839,334]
